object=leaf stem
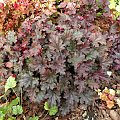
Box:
[41,112,48,120]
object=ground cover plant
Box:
[0,0,120,119]
[0,76,23,120]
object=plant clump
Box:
[0,0,120,117]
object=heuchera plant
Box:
[0,0,56,35]
[0,0,120,116]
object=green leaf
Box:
[96,12,102,17]
[5,76,16,92]
[0,111,5,120]
[8,97,20,109]
[44,102,49,110]
[0,106,7,116]
[49,105,58,116]
[109,0,116,9]
[0,118,4,120]
[7,117,16,120]
[29,116,39,120]
[12,105,23,115]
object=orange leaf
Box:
[106,100,114,109]
[100,93,109,101]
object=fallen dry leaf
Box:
[100,93,109,101]
[106,100,114,109]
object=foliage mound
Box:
[0,0,120,116]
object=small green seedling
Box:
[0,97,22,120]
[12,105,23,115]
[0,76,23,120]
[44,102,58,116]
